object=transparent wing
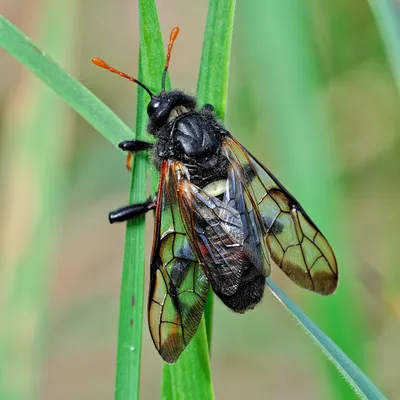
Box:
[148,160,209,364]
[174,161,270,299]
[223,135,338,295]
[183,183,244,296]
[224,158,271,279]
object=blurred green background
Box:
[0,0,399,399]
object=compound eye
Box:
[147,99,161,117]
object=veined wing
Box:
[148,160,209,364]
[174,161,270,311]
[223,135,338,295]
[171,161,244,296]
[224,157,271,279]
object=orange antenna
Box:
[161,27,180,90]
[92,57,154,97]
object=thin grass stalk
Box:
[114,0,176,398]
[0,17,132,148]
[368,0,400,94]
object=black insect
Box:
[93,27,338,364]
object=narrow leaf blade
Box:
[266,278,387,400]
[368,0,400,94]
[0,16,134,147]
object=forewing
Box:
[223,135,338,295]
[148,160,209,364]
[224,159,271,279]
[173,163,243,296]
[174,161,270,298]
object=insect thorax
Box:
[152,106,230,188]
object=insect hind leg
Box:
[109,195,157,223]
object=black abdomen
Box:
[217,268,265,313]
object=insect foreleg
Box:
[109,195,157,223]
[118,139,153,152]
[118,140,154,171]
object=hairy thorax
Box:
[152,108,229,187]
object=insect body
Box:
[93,27,338,364]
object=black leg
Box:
[118,140,153,152]
[109,195,157,224]
[202,104,214,112]
[119,140,154,171]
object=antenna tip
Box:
[92,57,109,69]
[171,27,179,40]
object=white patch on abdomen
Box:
[202,179,226,197]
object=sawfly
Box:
[93,27,338,363]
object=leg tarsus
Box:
[202,103,214,112]
[125,153,133,172]
[109,195,157,224]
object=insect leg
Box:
[109,195,157,224]
[202,104,214,112]
[118,140,153,152]
[118,140,154,171]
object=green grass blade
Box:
[266,279,387,400]
[161,318,213,400]
[368,0,400,93]
[0,16,134,147]
[197,0,236,120]
[203,290,214,351]
[0,2,77,398]
[114,141,147,400]
[113,0,168,398]
[196,0,236,348]
[136,0,168,195]
[116,0,209,398]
